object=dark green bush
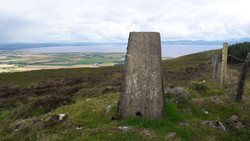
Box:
[228,42,250,64]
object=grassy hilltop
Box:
[0,49,250,141]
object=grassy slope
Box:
[0,50,250,141]
[0,66,123,87]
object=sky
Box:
[0,0,250,43]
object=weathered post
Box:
[211,54,222,85]
[235,53,250,102]
[118,32,164,119]
[220,42,228,88]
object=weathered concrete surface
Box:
[118,32,164,119]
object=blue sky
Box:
[0,0,250,43]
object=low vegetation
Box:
[0,49,249,140]
[228,42,250,64]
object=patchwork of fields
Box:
[0,50,125,73]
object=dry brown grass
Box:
[0,56,7,59]
[98,63,116,67]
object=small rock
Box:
[204,111,209,114]
[202,120,226,131]
[202,80,206,83]
[165,87,192,104]
[211,96,223,104]
[118,126,132,132]
[113,101,118,104]
[191,98,204,106]
[14,120,26,130]
[92,109,96,112]
[165,132,176,140]
[202,109,209,114]
[43,114,68,128]
[106,105,112,113]
[58,114,67,121]
[76,127,83,130]
[143,129,152,136]
[16,120,26,124]
[86,99,91,102]
[229,115,238,121]
[225,115,244,129]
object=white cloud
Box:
[0,0,250,42]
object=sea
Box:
[25,44,221,57]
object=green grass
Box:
[44,58,71,63]
[77,57,118,64]
[39,63,74,66]
[0,57,15,61]
[0,67,11,69]
[121,102,185,133]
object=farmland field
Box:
[0,50,126,73]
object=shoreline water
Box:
[24,45,221,57]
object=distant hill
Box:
[0,42,126,50]
[162,38,250,45]
[1,38,250,50]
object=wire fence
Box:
[227,54,250,95]
[213,53,250,100]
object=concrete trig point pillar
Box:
[118,32,165,119]
[220,42,228,88]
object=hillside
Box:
[0,50,250,141]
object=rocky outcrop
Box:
[165,132,176,140]
[165,87,191,103]
[42,114,68,128]
[211,96,223,104]
[202,120,226,131]
[225,115,249,129]
[106,105,112,113]
[118,126,132,132]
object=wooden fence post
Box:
[235,53,250,102]
[220,43,228,88]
